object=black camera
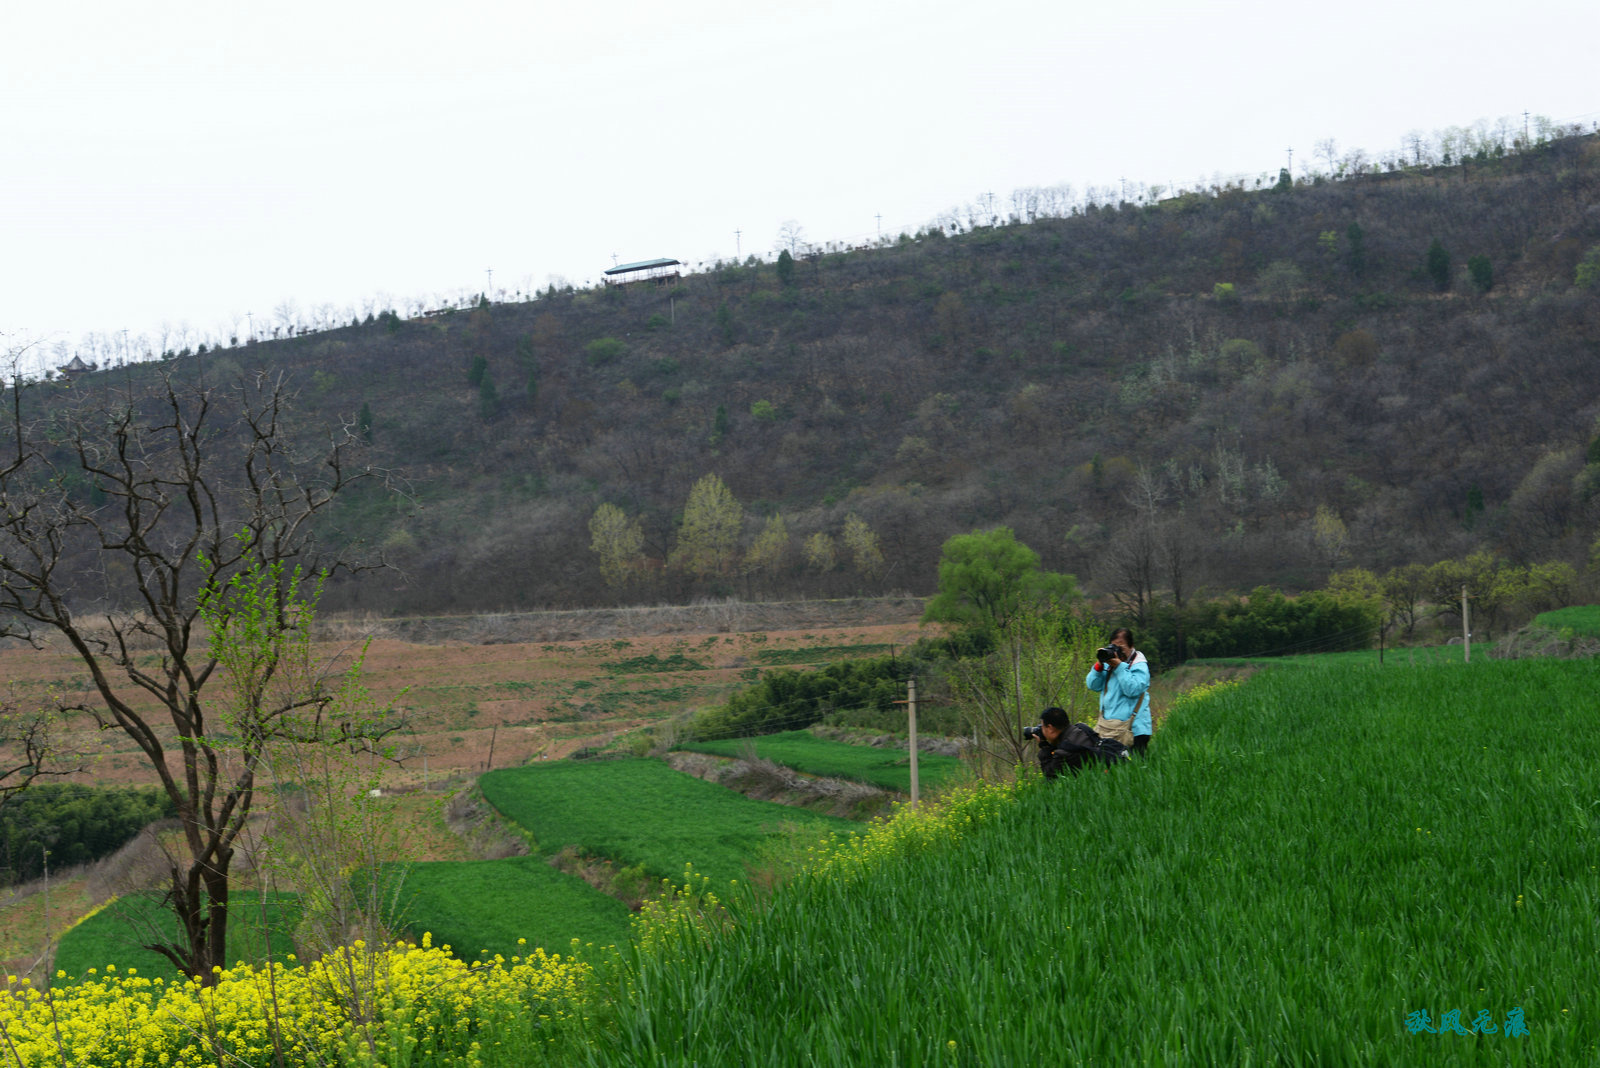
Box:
[1022,724,1044,741]
[1096,645,1121,664]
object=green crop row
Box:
[1533,605,1600,636]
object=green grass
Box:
[479,758,857,885]
[54,892,301,984]
[1190,641,1489,669]
[1532,605,1600,636]
[594,659,1600,1065]
[388,856,633,962]
[678,730,966,794]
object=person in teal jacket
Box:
[1085,627,1152,756]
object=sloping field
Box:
[479,758,858,885]
[390,856,633,963]
[597,659,1600,1065]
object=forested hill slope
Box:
[59,132,1600,614]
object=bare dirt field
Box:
[0,597,930,791]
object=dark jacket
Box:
[1036,723,1098,779]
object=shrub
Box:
[585,337,627,366]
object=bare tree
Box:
[0,365,398,982]
[0,690,84,806]
[775,220,809,257]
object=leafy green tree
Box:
[1424,552,1527,635]
[1467,254,1493,293]
[357,401,374,443]
[669,474,743,578]
[589,503,646,587]
[803,531,837,572]
[1426,238,1451,291]
[742,514,790,586]
[776,249,796,287]
[922,528,1078,638]
[711,404,729,444]
[1381,563,1430,635]
[841,514,885,580]
[1575,245,1600,288]
[716,303,735,346]
[585,337,627,365]
[1311,505,1349,572]
[466,354,487,386]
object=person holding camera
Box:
[1024,706,1083,779]
[1086,627,1152,756]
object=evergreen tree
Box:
[1426,238,1451,292]
[478,375,498,419]
[1467,255,1493,293]
[1346,222,1367,277]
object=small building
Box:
[603,257,682,286]
[57,355,97,380]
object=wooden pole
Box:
[907,677,920,809]
[1462,585,1471,663]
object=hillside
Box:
[43,131,1600,616]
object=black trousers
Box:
[1131,734,1150,757]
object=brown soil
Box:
[0,599,929,791]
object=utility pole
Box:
[1286,146,1294,173]
[734,229,741,258]
[907,677,920,809]
[246,311,254,342]
[875,212,882,234]
[1461,586,1471,663]
[485,268,493,302]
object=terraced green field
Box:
[390,856,632,962]
[678,730,967,793]
[478,758,858,885]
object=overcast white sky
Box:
[2,0,1595,368]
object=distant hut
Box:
[603,257,682,287]
[57,355,97,380]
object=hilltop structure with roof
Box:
[56,355,97,380]
[603,258,682,286]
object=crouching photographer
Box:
[1086,627,1152,757]
[1024,707,1087,779]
